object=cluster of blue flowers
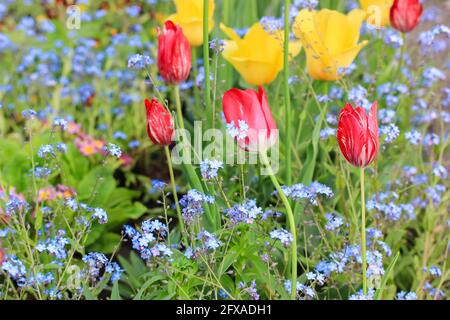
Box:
[278,181,333,205]
[36,231,70,260]
[83,252,123,283]
[185,230,222,259]
[284,280,316,300]
[127,54,153,70]
[179,190,215,225]
[123,219,172,261]
[62,198,109,225]
[367,191,416,221]
[225,199,263,225]
[324,213,344,232]
[200,159,223,180]
[270,228,293,247]
[238,281,260,300]
[103,143,123,158]
[149,179,167,194]
[209,38,225,54]
[1,254,60,294]
[226,120,249,141]
[314,232,391,286]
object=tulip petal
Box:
[346,9,367,46]
[293,9,333,66]
[294,8,367,81]
[223,87,277,151]
[337,103,379,167]
[359,0,394,27]
[220,23,243,43]
[221,23,287,85]
[333,40,368,72]
[288,40,302,61]
[169,0,215,47]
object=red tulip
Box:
[157,20,192,84]
[145,98,175,146]
[0,248,4,266]
[390,0,423,33]
[337,102,379,168]
[222,86,278,152]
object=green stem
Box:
[203,0,212,128]
[284,0,292,186]
[396,33,407,81]
[165,146,188,246]
[192,49,202,110]
[261,152,297,300]
[174,85,218,230]
[240,163,246,200]
[174,85,185,130]
[360,167,367,295]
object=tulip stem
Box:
[192,49,202,110]
[360,167,367,295]
[164,146,188,246]
[283,0,292,186]
[261,152,297,300]
[174,85,185,130]
[203,0,212,129]
[396,33,407,81]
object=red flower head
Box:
[145,98,175,146]
[222,86,278,152]
[337,102,379,168]
[390,0,423,33]
[157,20,192,84]
[0,247,4,266]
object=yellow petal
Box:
[226,57,281,85]
[293,9,334,71]
[359,0,394,27]
[334,40,368,71]
[220,23,243,43]
[293,8,367,81]
[221,23,288,85]
[173,0,214,21]
[345,9,367,47]
[316,9,349,55]
[294,10,332,62]
[288,40,302,61]
[167,13,179,23]
[168,0,215,47]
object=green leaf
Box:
[118,254,143,290]
[374,252,400,300]
[217,253,237,276]
[300,103,326,184]
[134,275,166,300]
[83,285,96,300]
[77,166,116,205]
[111,281,121,300]
[87,231,121,254]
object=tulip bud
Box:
[390,0,423,33]
[337,102,379,168]
[157,21,192,84]
[222,86,278,152]
[145,98,175,146]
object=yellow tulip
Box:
[167,0,215,47]
[359,0,394,27]
[293,9,368,81]
[221,23,301,86]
